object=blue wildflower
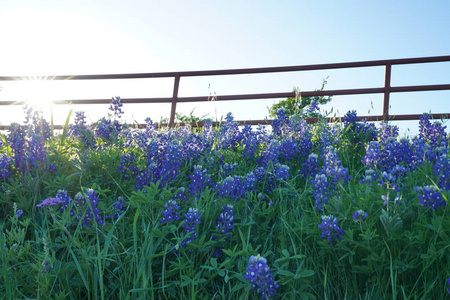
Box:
[310,173,332,212]
[188,165,212,198]
[415,185,447,209]
[37,197,62,208]
[243,254,279,299]
[309,101,319,113]
[352,209,368,222]
[299,153,320,178]
[109,96,124,118]
[181,208,201,246]
[318,215,345,244]
[0,154,13,180]
[74,189,105,226]
[110,196,127,220]
[160,200,181,224]
[447,278,450,295]
[215,204,235,240]
[272,108,290,136]
[434,155,450,191]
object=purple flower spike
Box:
[37,197,62,208]
[160,200,181,224]
[447,278,450,295]
[415,185,447,209]
[318,215,345,244]
[181,208,201,246]
[215,204,235,240]
[352,209,368,222]
[243,254,279,299]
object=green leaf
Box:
[210,257,217,269]
[277,270,295,277]
[295,270,315,278]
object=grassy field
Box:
[1,98,449,299]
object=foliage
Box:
[268,78,332,118]
[0,98,449,299]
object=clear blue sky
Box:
[0,0,449,135]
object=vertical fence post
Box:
[169,75,181,127]
[383,63,392,121]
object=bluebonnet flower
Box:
[415,186,447,209]
[56,189,75,215]
[433,155,450,191]
[343,110,358,129]
[188,165,212,198]
[258,139,281,167]
[352,209,368,222]
[296,133,313,162]
[310,147,349,211]
[213,247,223,258]
[159,140,183,186]
[7,123,27,172]
[318,215,345,244]
[215,175,246,200]
[299,153,320,178]
[181,208,201,246]
[243,172,257,194]
[22,104,52,140]
[362,141,382,169]
[109,96,124,118]
[217,113,240,150]
[68,111,94,148]
[202,119,214,141]
[322,147,350,184]
[179,130,212,161]
[274,164,290,181]
[241,125,260,160]
[309,101,319,113]
[46,162,58,173]
[279,138,298,161]
[110,196,127,220]
[74,189,105,226]
[0,154,13,180]
[160,200,181,224]
[272,108,290,136]
[359,168,378,184]
[343,111,377,148]
[94,117,120,141]
[310,174,332,212]
[173,187,189,202]
[36,197,62,208]
[419,113,447,147]
[135,169,152,191]
[253,166,277,196]
[26,133,47,171]
[378,121,399,142]
[215,204,235,240]
[243,254,279,299]
[447,278,450,295]
[220,162,238,178]
[117,153,139,181]
[362,138,422,176]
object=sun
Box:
[17,78,58,123]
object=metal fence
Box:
[1,55,450,129]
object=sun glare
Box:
[23,79,55,108]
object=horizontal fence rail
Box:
[1,55,450,130]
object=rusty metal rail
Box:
[1,55,450,129]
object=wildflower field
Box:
[1,97,449,299]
